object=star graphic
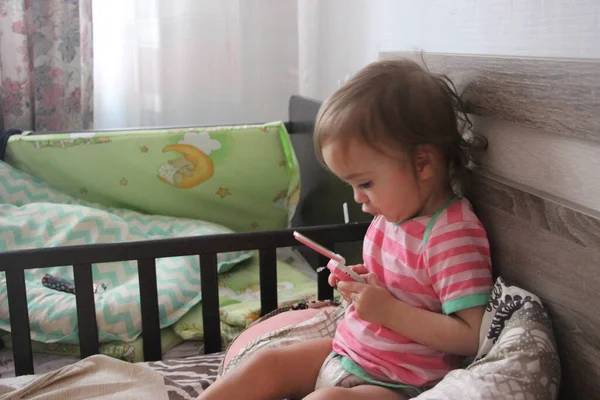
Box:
[216,187,231,199]
[140,146,149,153]
[249,222,259,229]
[79,188,88,195]
[120,178,128,186]
[279,160,287,167]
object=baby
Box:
[199,58,493,399]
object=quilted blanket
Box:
[219,278,561,399]
[0,160,252,344]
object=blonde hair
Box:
[314,58,487,194]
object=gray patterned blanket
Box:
[217,277,561,399]
[0,277,559,399]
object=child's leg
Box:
[303,385,409,400]
[198,337,332,400]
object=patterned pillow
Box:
[414,277,560,399]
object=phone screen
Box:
[293,231,343,261]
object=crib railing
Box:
[0,222,369,376]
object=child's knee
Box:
[247,346,286,371]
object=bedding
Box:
[0,247,318,372]
[0,354,169,400]
[0,351,225,400]
[0,159,256,345]
[412,278,561,400]
[4,122,300,232]
[0,278,559,399]
[218,278,560,399]
[172,249,319,344]
[0,336,203,379]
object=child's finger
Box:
[328,273,338,288]
[361,272,382,286]
[349,264,368,275]
[337,281,358,294]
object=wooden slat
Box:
[137,258,162,361]
[258,248,278,316]
[470,172,600,400]
[5,269,33,376]
[73,263,99,358]
[317,245,334,301]
[472,116,600,214]
[471,172,600,247]
[380,52,600,143]
[200,253,221,353]
[0,223,370,271]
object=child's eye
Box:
[357,181,372,190]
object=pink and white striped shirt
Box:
[332,197,493,387]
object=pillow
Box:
[173,255,318,344]
[413,277,560,399]
[221,302,340,372]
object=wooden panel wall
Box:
[381,52,600,214]
[381,51,600,400]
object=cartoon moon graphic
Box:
[160,144,215,188]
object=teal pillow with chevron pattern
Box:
[0,160,253,344]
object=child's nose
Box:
[353,188,368,205]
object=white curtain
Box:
[94,0,597,130]
[92,0,399,130]
[93,0,298,129]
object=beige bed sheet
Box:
[0,354,167,400]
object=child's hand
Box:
[336,273,395,325]
[328,264,367,288]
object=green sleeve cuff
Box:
[442,293,490,315]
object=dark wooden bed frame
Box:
[2,52,599,400]
[0,95,369,377]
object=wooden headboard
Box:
[379,51,600,400]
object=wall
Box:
[93,1,600,217]
[300,0,600,100]
[298,0,600,215]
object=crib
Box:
[0,95,368,376]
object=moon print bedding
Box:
[3,121,300,233]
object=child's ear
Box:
[414,145,436,181]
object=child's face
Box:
[322,138,424,224]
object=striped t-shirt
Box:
[332,197,493,387]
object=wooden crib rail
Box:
[0,222,369,376]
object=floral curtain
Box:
[0,0,93,132]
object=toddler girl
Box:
[199,58,493,400]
